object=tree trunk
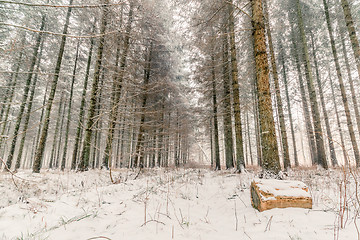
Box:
[49,92,64,169]
[246,111,254,165]
[339,25,360,140]
[290,24,317,166]
[78,0,109,171]
[0,33,26,131]
[251,0,281,174]
[211,54,221,170]
[227,0,245,171]
[33,0,73,173]
[102,4,134,169]
[295,0,328,169]
[279,41,299,167]
[263,0,290,170]
[61,41,79,170]
[340,0,360,80]
[71,23,95,170]
[6,15,46,170]
[310,31,338,166]
[323,0,360,166]
[134,42,152,169]
[55,98,67,169]
[221,22,234,169]
[329,72,348,165]
[15,37,45,170]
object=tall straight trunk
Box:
[6,15,46,170]
[102,4,134,169]
[133,42,152,169]
[33,0,73,173]
[339,26,360,138]
[221,23,234,169]
[251,0,281,174]
[60,41,79,170]
[279,42,299,166]
[55,98,67,169]
[290,25,317,165]
[210,118,214,168]
[78,1,109,171]
[310,32,338,166]
[174,109,180,167]
[330,73,348,164]
[340,0,360,80]
[0,34,26,126]
[246,111,254,165]
[211,54,221,170]
[264,0,290,169]
[49,92,64,169]
[253,76,262,166]
[227,0,245,171]
[94,71,105,169]
[71,24,95,170]
[295,0,328,169]
[157,98,165,167]
[15,38,45,170]
[33,82,49,162]
[323,0,360,166]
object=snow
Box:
[0,168,359,240]
[254,179,312,199]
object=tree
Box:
[294,0,328,169]
[78,0,109,171]
[33,0,73,173]
[251,0,281,174]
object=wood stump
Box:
[251,179,312,212]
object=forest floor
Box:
[0,167,359,240]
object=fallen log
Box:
[251,179,312,212]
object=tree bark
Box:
[71,23,95,170]
[221,22,234,169]
[15,37,45,170]
[340,0,360,80]
[78,0,109,171]
[33,0,73,173]
[211,54,221,170]
[290,25,317,166]
[227,0,245,171]
[323,0,360,166]
[263,0,290,170]
[102,4,134,169]
[49,92,64,169]
[295,0,328,169]
[329,72,348,165]
[310,31,338,166]
[279,40,299,167]
[251,0,281,174]
[61,41,80,170]
[6,15,46,170]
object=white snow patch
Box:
[254,178,311,198]
[0,168,358,240]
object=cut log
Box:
[251,179,312,212]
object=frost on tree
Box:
[251,179,312,212]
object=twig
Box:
[134,168,142,180]
[0,157,34,183]
[0,22,120,39]
[234,201,238,231]
[264,216,273,232]
[140,220,165,227]
[87,237,112,240]
[0,1,123,8]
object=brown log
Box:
[251,179,312,212]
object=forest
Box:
[0,0,360,239]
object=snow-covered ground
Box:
[0,167,359,240]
